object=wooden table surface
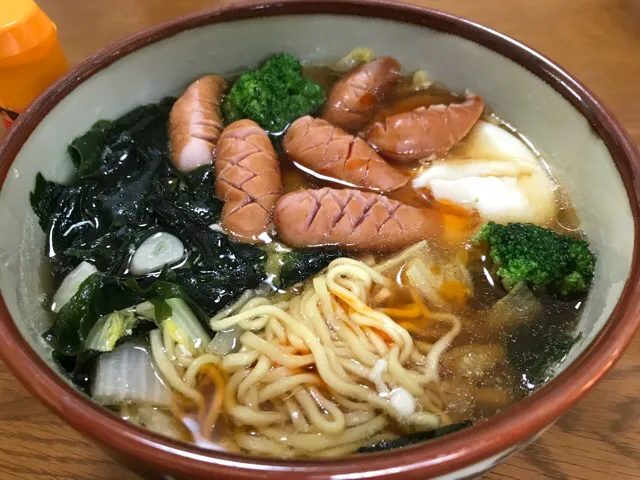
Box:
[1,0,639,479]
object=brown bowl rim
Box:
[1,0,640,478]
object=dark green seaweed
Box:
[279,247,344,288]
[506,320,581,389]
[357,421,474,454]
[43,269,213,357]
[32,97,353,386]
[30,100,178,280]
[63,226,139,275]
[43,273,140,356]
[33,99,264,356]
[30,173,65,231]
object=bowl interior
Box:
[0,9,634,437]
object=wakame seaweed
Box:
[151,198,266,314]
[30,173,65,231]
[68,99,175,178]
[32,99,273,364]
[30,99,248,292]
[357,421,473,454]
[30,99,178,280]
[504,295,582,389]
[32,98,351,378]
[43,273,141,356]
[279,247,344,288]
[506,322,581,389]
[63,226,140,274]
[44,269,212,357]
[163,166,222,226]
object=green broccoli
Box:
[222,53,326,133]
[473,222,596,296]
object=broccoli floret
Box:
[473,222,596,296]
[222,53,326,133]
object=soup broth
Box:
[30,51,594,457]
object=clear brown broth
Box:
[148,64,586,450]
[275,65,585,423]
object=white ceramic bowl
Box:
[1,2,639,479]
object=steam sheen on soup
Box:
[30,50,595,457]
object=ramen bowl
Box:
[0,1,639,479]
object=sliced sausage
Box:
[322,57,401,132]
[366,95,485,164]
[169,75,227,172]
[215,120,282,243]
[283,116,409,193]
[274,187,443,251]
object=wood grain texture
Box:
[1,0,639,478]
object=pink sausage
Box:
[366,94,485,164]
[215,120,282,243]
[274,187,443,251]
[169,75,227,172]
[283,116,410,193]
[322,57,401,132]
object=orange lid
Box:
[0,0,56,59]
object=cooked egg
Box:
[412,121,557,225]
[452,120,539,165]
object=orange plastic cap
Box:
[0,0,56,59]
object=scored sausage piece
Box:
[274,187,443,251]
[169,75,227,172]
[366,94,485,164]
[215,120,282,243]
[322,57,401,132]
[283,116,409,193]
